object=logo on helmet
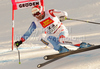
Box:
[31,5,43,14]
[32,8,39,14]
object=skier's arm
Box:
[21,21,36,42]
[14,22,36,47]
[51,9,68,17]
[50,9,68,22]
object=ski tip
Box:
[37,64,41,68]
[44,56,48,60]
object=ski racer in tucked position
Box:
[14,5,92,53]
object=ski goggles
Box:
[33,12,41,17]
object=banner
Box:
[11,0,44,10]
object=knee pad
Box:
[59,31,68,43]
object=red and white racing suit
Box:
[20,9,81,52]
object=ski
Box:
[37,45,100,68]
[44,45,100,60]
[37,56,64,68]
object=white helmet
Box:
[32,5,43,15]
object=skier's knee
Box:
[59,35,65,43]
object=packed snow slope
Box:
[0,0,100,69]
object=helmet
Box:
[32,5,43,15]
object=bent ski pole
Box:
[66,18,100,25]
[17,48,21,64]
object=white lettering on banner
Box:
[17,1,40,9]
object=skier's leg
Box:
[47,36,69,53]
[58,30,81,44]
[58,30,92,48]
[40,34,69,53]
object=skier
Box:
[14,5,92,53]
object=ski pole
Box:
[66,18,100,25]
[17,48,21,64]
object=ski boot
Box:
[58,46,69,53]
[79,42,92,49]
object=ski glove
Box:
[59,16,67,22]
[14,41,22,48]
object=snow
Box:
[0,0,100,69]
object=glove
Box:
[14,40,22,48]
[59,16,67,22]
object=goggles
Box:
[33,12,41,17]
